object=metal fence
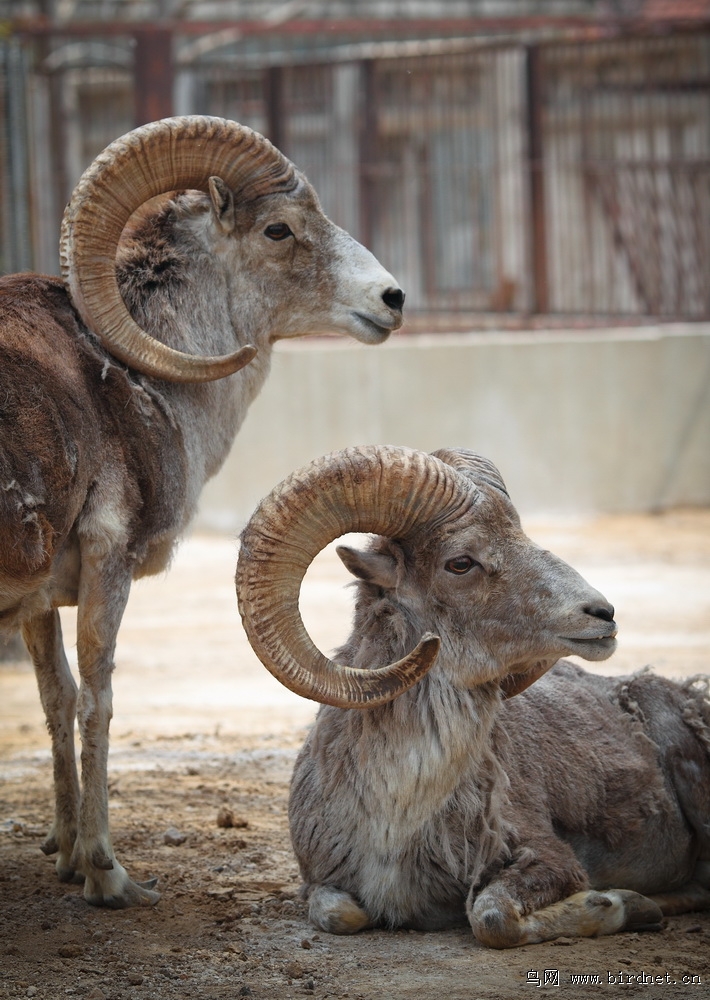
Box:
[2,25,709,320]
[542,34,710,317]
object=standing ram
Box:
[237,445,710,947]
[0,117,405,908]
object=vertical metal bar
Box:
[525,44,548,315]
[358,58,376,251]
[133,28,174,126]
[4,38,33,272]
[264,66,285,152]
[420,61,435,303]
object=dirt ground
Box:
[1,509,709,1000]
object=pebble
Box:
[58,943,83,958]
[216,807,249,829]
[216,807,235,828]
[163,827,187,846]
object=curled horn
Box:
[236,445,475,709]
[430,448,509,496]
[60,116,298,383]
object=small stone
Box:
[216,807,235,828]
[300,938,312,949]
[218,810,248,829]
[238,988,252,997]
[207,887,235,901]
[163,827,187,846]
[126,973,144,985]
[58,943,83,958]
[86,989,107,1000]
[26,989,38,998]
[284,960,304,979]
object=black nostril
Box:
[382,287,405,311]
[585,604,615,623]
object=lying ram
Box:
[0,117,404,908]
[237,445,710,947]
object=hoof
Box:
[579,890,662,936]
[613,890,664,932]
[137,877,159,891]
[40,833,59,856]
[85,880,161,909]
[57,863,85,885]
[84,862,161,908]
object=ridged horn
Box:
[236,445,475,708]
[60,116,298,383]
[431,448,509,496]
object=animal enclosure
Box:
[2,21,709,320]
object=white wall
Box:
[196,324,710,533]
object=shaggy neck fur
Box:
[114,198,274,526]
[292,600,512,928]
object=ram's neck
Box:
[117,205,272,358]
[115,207,274,493]
[314,665,502,841]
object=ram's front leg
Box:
[72,548,159,908]
[23,609,82,883]
[467,846,662,948]
[470,883,663,948]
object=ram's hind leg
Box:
[649,879,710,917]
[655,711,710,918]
[307,886,372,934]
[23,609,83,883]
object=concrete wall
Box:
[195,324,710,533]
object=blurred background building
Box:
[3,0,710,324]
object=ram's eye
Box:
[264,223,293,241]
[444,556,478,575]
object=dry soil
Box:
[1,510,709,1000]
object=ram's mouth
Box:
[350,311,398,343]
[560,634,618,659]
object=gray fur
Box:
[0,164,403,908]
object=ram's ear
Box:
[208,176,236,234]
[336,545,398,589]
